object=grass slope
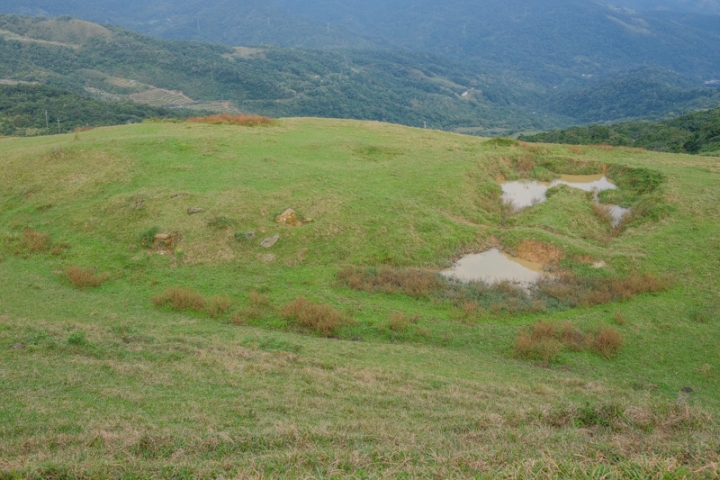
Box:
[0,118,719,478]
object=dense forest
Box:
[0,84,191,136]
[519,106,720,155]
[2,0,720,88]
[0,15,565,135]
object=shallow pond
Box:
[441,248,546,284]
[501,174,630,226]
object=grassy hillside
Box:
[520,105,720,155]
[1,118,719,477]
[0,14,561,135]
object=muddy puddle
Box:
[441,248,546,284]
[501,174,630,226]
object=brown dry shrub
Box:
[557,321,588,352]
[515,326,564,366]
[592,143,616,151]
[152,287,206,312]
[64,266,109,289]
[281,297,345,336]
[73,126,95,133]
[337,266,444,298]
[187,114,273,126]
[206,295,232,318]
[21,229,50,253]
[569,145,586,155]
[536,273,669,308]
[519,142,547,154]
[515,153,536,174]
[593,327,624,358]
[515,320,623,364]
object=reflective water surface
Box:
[501,174,631,226]
[441,248,546,284]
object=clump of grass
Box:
[139,226,160,248]
[281,297,345,336]
[205,295,232,318]
[66,330,89,347]
[613,311,628,326]
[187,114,273,126]
[152,287,206,312]
[515,322,565,365]
[250,290,270,307]
[484,137,519,147]
[535,273,670,308]
[592,327,624,358]
[515,321,624,364]
[207,216,235,230]
[20,229,50,253]
[337,266,444,298]
[386,312,419,333]
[64,266,109,289]
[340,265,669,316]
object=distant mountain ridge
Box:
[0,14,567,135]
[2,0,720,88]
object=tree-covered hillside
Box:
[519,106,720,155]
[546,67,720,123]
[2,0,720,87]
[0,83,192,136]
[0,14,566,135]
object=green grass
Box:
[1,119,719,478]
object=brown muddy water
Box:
[501,174,630,226]
[441,248,546,284]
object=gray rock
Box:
[260,235,280,248]
[187,208,205,215]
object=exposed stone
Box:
[276,208,305,227]
[153,233,178,250]
[11,343,25,349]
[187,207,204,215]
[260,235,279,248]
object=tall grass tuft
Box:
[188,114,273,126]
[20,229,50,253]
[592,327,624,358]
[64,266,109,289]
[281,297,345,336]
[515,320,624,364]
[152,287,206,312]
[337,266,444,298]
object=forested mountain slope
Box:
[520,105,720,155]
[0,14,563,135]
[2,0,720,87]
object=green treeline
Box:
[519,107,720,155]
[0,84,191,136]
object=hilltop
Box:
[1,118,719,477]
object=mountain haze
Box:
[3,0,720,87]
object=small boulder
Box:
[260,235,279,248]
[276,208,305,227]
[153,233,177,250]
[187,207,205,215]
